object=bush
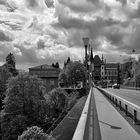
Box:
[67,90,79,110]
[47,88,68,120]
[18,126,55,140]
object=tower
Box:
[90,48,94,81]
[101,54,105,79]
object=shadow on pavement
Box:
[99,121,122,129]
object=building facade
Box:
[90,52,119,84]
[29,64,61,92]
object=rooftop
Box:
[105,63,118,68]
[29,64,61,71]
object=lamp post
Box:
[117,63,120,85]
[88,60,92,87]
[82,37,89,93]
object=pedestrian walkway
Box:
[94,88,140,140]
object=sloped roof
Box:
[29,64,60,71]
[105,63,118,68]
[93,55,102,65]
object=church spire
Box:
[101,54,104,64]
[102,54,103,61]
[90,47,93,62]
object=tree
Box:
[47,88,68,120]
[58,72,68,87]
[52,62,59,68]
[5,53,18,76]
[18,126,55,140]
[6,53,15,68]
[0,80,6,110]
[133,57,140,84]
[52,63,55,67]
[65,61,86,87]
[0,66,12,111]
[0,65,12,84]
[55,62,59,68]
[59,61,86,87]
[66,57,71,64]
[122,58,134,79]
[1,74,49,140]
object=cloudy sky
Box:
[0,0,140,70]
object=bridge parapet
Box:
[72,88,101,140]
[97,87,140,124]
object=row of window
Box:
[104,70,118,76]
[105,76,117,80]
[101,72,117,76]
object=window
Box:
[50,80,54,86]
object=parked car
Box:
[112,83,120,89]
[107,83,112,88]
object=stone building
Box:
[90,50,119,84]
[29,64,61,92]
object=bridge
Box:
[53,86,140,140]
[72,87,140,140]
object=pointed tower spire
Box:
[101,54,104,64]
[102,54,103,61]
[90,47,93,62]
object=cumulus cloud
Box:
[24,0,47,11]
[26,0,38,8]
[37,39,46,49]
[116,0,127,6]
[0,0,17,12]
[0,0,140,70]
[0,29,13,41]
[54,0,140,54]
[44,0,54,8]
[57,0,99,13]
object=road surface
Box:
[106,88,140,107]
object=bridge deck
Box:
[94,88,140,140]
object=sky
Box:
[0,0,140,70]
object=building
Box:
[29,64,61,92]
[104,63,119,83]
[90,50,119,84]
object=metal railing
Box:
[97,87,140,124]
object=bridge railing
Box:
[72,88,92,140]
[97,87,140,124]
[72,87,101,140]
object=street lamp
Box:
[83,37,89,61]
[88,60,92,87]
[82,37,89,93]
[117,63,120,85]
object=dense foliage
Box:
[5,53,18,76]
[18,126,55,140]
[47,88,68,120]
[122,57,140,86]
[1,74,49,140]
[59,61,86,87]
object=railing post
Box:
[115,98,117,106]
[125,104,128,116]
[119,101,122,110]
[133,110,137,124]
[112,97,114,103]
